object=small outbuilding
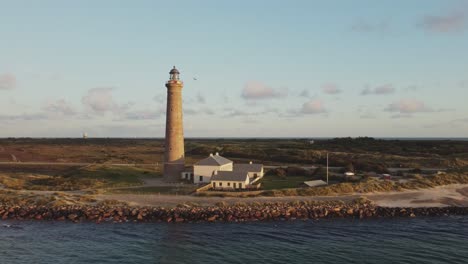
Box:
[304,180,327,188]
[381,174,392,180]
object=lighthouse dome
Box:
[169,66,180,74]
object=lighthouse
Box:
[163,66,185,182]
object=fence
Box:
[195,183,212,193]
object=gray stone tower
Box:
[163,66,185,182]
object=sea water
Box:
[1,217,467,264]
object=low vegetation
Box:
[0,165,160,191]
[106,185,197,195]
[261,173,468,197]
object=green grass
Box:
[260,175,315,190]
[65,165,161,187]
[0,165,162,191]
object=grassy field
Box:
[1,137,468,169]
[0,165,161,191]
[260,175,312,190]
[0,138,467,198]
[260,173,468,197]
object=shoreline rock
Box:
[1,202,467,223]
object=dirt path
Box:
[97,184,468,208]
[4,181,468,208]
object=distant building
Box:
[82,132,88,139]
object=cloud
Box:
[351,20,389,33]
[224,109,257,118]
[81,87,131,114]
[360,112,377,119]
[420,12,466,33]
[222,108,278,118]
[0,73,16,90]
[390,114,413,119]
[425,118,468,129]
[123,110,162,120]
[301,100,327,114]
[42,99,76,116]
[460,80,468,88]
[384,99,432,114]
[196,93,206,104]
[241,81,284,100]
[403,85,419,92]
[154,94,165,104]
[452,118,468,123]
[185,108,214,116]
[361,84,395,95]
[0,113,48,121]
[299,89,310,97]
[322,83,341,95]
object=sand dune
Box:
[367,184,468,207]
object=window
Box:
[212,182,216,188]
[227,182,230,187]
[254,173,258,178]
[233,183,237,188]
[239,183,242,188]
[199,176,203,182]
[219,182,223,187]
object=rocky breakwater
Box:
[1,201,468,223]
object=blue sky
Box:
[0,0,467,137]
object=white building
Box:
[183,153,264,189]
[233,162,264,183]
[211,171,250,190]
[192,153,233,184]
[181,167,194,182]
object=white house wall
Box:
[193,163,233,184]
[247,168,264,180]
[211,179,249,189]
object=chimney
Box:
[215,152,219,156]
[214,170,218,175]
[249,161,252,164]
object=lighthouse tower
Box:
[163,66,185,182]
